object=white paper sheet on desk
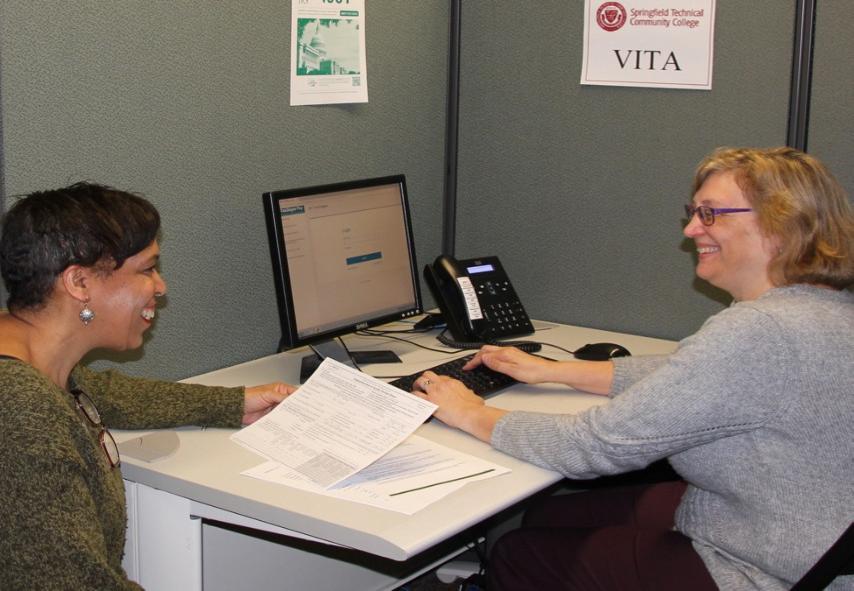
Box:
[231,358,437,488]
[242,435,510,514]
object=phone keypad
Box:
[483,301,532,335]
[473,278,533,337]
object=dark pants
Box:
[487,481,718,591]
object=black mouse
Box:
[573,342,631,361]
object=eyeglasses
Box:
[684,204,753,226]
[70,388,121,469]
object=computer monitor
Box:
[262,174,423,381]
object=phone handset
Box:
[437,255,489,335]
[429,255,489,340]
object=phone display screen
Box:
[466,264,495,274]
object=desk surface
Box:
[117,321,677,561]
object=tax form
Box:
[231,358,437,488]
[243,435,510,514]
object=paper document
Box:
[243,435,510,514]
[580,0,716,90]
[231,358,436,488]
[290,0,368,105]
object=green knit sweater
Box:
[0,359,245,590]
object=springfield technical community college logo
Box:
[597,2,627,31]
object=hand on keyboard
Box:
[389,354,518,398]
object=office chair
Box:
[790,522,854,590]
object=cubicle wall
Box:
[809,1,854,198]
[455,1,799,341]
[0,2,449,379]
[1,2,850,376]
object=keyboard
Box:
[388,354,518,398]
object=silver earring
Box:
[79,301,95,325]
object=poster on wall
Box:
[290,0,368,106]
[581,0,716,90]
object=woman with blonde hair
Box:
[414,147,854,590]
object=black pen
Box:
[389,469,495,496]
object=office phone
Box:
[423,254,534,346]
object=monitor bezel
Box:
[262,174,423,352]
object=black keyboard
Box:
[388,354,518,398]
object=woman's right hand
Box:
[462,345,556,384]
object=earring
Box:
[79,300,96,326]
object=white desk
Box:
[118,322,677,590]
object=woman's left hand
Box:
[242,382,298,425]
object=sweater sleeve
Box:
[609,354,669,396]
[71,365,245,430]
[491,305,794,478]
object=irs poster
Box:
[290,0,368,106]
[581,0,716,90]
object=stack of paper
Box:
[232,358,509,513]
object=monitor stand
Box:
[299,337,401,383]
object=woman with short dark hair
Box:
[0,182,297,589]
[413,148,854,590]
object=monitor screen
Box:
[263,175,422,354]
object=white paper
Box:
[231,358,436,488]
[456,277,483,321]
[581,0,716,90]
[243,435,511,514]
[290,0,368,105]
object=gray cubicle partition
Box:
[0,2,449,379]
[809,1,854,198]
[455,1,800,341]
[1,2,850,377]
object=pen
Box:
[389,469,495,496]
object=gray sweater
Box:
[492,285,854,591]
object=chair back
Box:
[791,523,854,591]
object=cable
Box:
[358,327,432,335]
[538,342,580,357]
[356,327,582,357]
[359,327,583,359]
[354,329,466,354]
[436,330,543,354]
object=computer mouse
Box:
[573,342,631,361]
